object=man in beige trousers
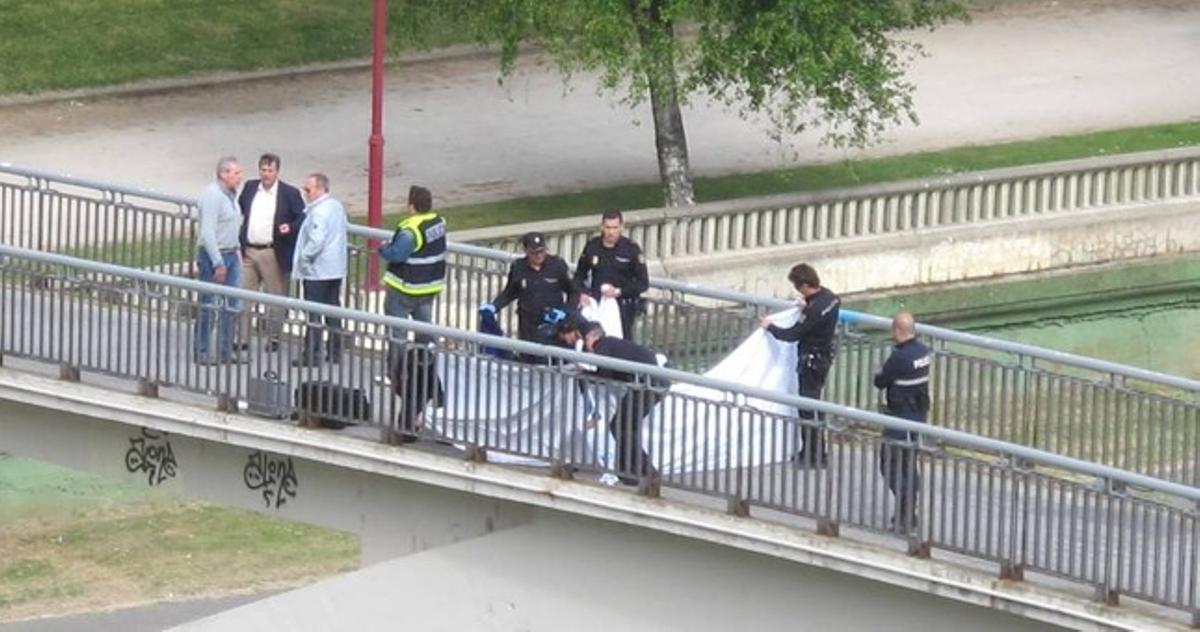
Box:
[237,153,307,351]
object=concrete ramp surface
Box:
[173,515,1054,632]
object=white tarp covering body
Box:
[426,309,805,474]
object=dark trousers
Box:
[391,345,443,433]
[617,299,638,341]
[796,355,832,461]
[611,387,661,479]
[879,440,920,526]
[516,316,558,365]
[302,279,343,360]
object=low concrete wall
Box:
[661,199,1198,298]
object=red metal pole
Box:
[366,0,387,290]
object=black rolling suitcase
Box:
[293,381,371,429]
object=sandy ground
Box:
[0,0,1197,213]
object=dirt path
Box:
[1,0,1197,212]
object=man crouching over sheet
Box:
[554,318,669,486]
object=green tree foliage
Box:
[394,0,966,207]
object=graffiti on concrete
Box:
[243,451,298,509]
[124,428,178,486]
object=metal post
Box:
[1097,477,1122,606]
[1000,456,1026,580]
[366,0,387,290]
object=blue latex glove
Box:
[479,302,496,314]
[541,307,567,326]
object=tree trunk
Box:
[631,2,695,207]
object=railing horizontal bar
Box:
[4,160,1198,396]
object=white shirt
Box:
[246,182,278,246]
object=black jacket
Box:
[766,287,841,357]
[592,336,669,388]
[492,255,579,339]
[874,338,932,438]
[238,179,306,273]
[574,236,649,302]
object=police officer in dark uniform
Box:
[555,318,668,486]
[874,312,931,532]
[483,232,579,363]
[574,209,649,341]
[760,263,840,469]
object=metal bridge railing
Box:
[0,244,1197,624]
[1,162,1197,489]
[451,146,1200,260]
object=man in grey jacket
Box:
[292,173,348,366]
[194,156,244,364]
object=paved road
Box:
[0,1,1197,212]
[0,593,276,632]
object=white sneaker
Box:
[599,473,620,487]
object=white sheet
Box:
[425,308,804,473]
[580,296,623,339]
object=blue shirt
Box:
[379,229,415,262]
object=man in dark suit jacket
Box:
[237,152,306,351]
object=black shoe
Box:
[617,475,640,486]
[234,343,250,352]
[291,356,321,367]
[264,340,279,353]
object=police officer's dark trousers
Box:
[617,298,639,341]
[796,352,832,465]
[879,404,924,529]
[879,433,920,529]
[515,317,557,365]
[610,386,661,481]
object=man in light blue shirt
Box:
[194,156,244,364]
[292,173,348,366]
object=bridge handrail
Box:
[2,159,1197,396]
[0,162,194,208]
[450,145,1200,257]
[1,243,1196,502]
[347,222,1200,393]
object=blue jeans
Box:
[384,288,436,375]
[384,288,434,343]
[194,250,242,360]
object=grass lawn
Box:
[0,455,359,621]
[0,0,464,95]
